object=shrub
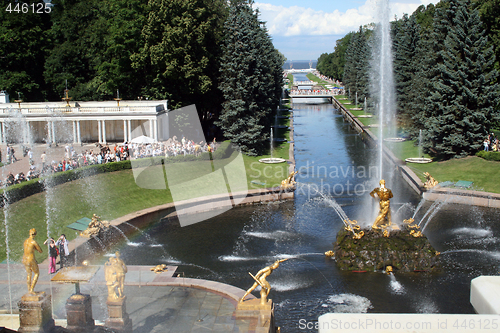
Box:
[475,150,500,161]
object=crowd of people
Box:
[483,133,499,152]
[1,136,217,187]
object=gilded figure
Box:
[370,179,393,229]
[22,228,43,293]
[240,259,288,305]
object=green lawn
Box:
[334,95,500,194]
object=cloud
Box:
[255,1,436,37]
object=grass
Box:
[334,94,500,193]
[1,108,294,263]
[408,157,500,193]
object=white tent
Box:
[130,135,155,144]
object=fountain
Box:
[406,129,433,163]
[258,128,286,164]
[1,2,499,331]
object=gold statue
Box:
[80,214,110,237]
[324,250,335,258]
[423,172,438,189]
[240,259,288,306]
[281,171,298,190]
[370,179,393,229]
[104,252,127,302]
[22,228,43,294]
[150,264,168,273]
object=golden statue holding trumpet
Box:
[240,259,288,306]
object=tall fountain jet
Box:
[371,0,396,178]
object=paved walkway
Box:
[0,142,107,180]
[0,263,259,332]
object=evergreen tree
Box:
[217,0,284,155]
[393,14,421,128]
[422,0,500,158]
[343,27,371,102]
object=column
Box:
[0,121,3,144]
[127,120,132,142]
[102,120,107,144]
[47,120,52,144]
[123,119,127,143]
[73,121,77,144]
[77,121,81,144]
[153,119,158,142]
[51,121,56,144]
[98,120,102,144]
[149,119,153,139]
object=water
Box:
[372,0,397,176]
[111,103,500,332]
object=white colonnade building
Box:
[0,94,170,145]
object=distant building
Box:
[0,99,169,145]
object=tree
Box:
[393,13,421,128]
[316,32,353,81]
[0,0,53,101]
[421,0,500,158]
[343,27,371,102]
[217,0,284,155]
[44,0,109,101]
[131,0,227,118]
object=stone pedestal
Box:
[236,299,275,333]
[105,297,132,333]
[65,294,95,333]
[18,292,55,333]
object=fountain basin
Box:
[405,157,432,164]
[384,137,406,142]
[259,158,286,164]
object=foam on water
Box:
[326,294,373,313]
[452,227,492,238]
[245,230,297,240]
[389,273,405,294]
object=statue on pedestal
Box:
[240,259,288,306]
[22,228,43,294]
[370,179,393,229]
[105,251,127,302]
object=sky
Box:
[253,0,436,60]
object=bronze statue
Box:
[22,228,43,294]
[370,179,393,229]
[80,214,110,238]
[423,172,438,189]
[280,171,298,190]
[104,252,127,302]
[240,259,288,306]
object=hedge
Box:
[475,150,500,161]
[1,140,235,206]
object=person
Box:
[370,179,393,229]
[27,149,33,165]
[483,138,490,151]
[55,234,69,269]
[43,237,58,274]
[240,259,288,305]
[40,151,47,169]
[22,228,43,293]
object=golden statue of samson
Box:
[370,179,393,229]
